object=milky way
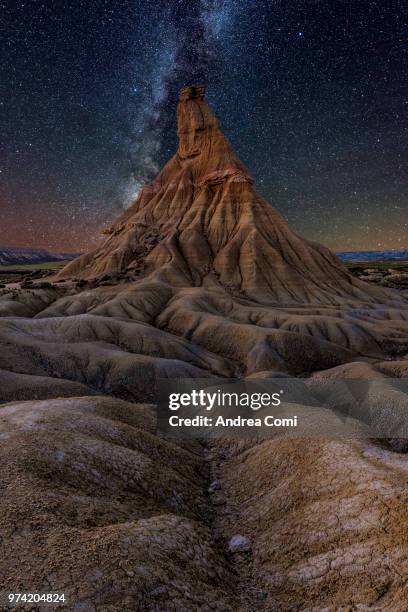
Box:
[1,0,407,251]
[119,0,239,209]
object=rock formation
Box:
[56,85,396,306]
[0,85,407,610]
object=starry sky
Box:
[1,0,407,252]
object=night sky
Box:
[1,0,407,252]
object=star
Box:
[0,0,405,252]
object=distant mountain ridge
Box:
[0,247,80,266]
[2,246,406,268]
[337,249,408,263]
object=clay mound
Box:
[56,85,397,306]
[0,396,237,609]
[0,286,406,387]
[213,435,408,611]
[0,368,97,402]
[1,395,408,609]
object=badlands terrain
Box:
[0,86,407,610]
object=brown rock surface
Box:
[0,396,237,610]
[212,436,408,610]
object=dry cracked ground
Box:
[0,85,408,610]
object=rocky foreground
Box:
[1,394,408,610]
[0,86,407,610]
